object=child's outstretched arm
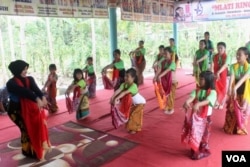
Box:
[114,90,130,102]
[196,54,207,65]
[153,67,161,82]
[66,84,76,95]
[193,100,210,113]
[215,62,228,80]
[193,90,216,113]
[210,61,214,73]
[183,96,195,111]
[51,74,58,82]
[110,88,122,104]
[102,63,114,73]
[233,73,250,99]
[158,68,171,79]
[152,59,158,69]
[227,72,234,97]
[42,79,50,91]
[158,62,175,80]
[82,66,87,72]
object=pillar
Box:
[173,22,178,51]
[108,7,117,61]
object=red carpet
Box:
[1,69,250,167]
[0,121,136,167]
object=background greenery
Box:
[0,13,250,90]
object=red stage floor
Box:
[1,69,250,167]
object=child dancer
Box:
[193,40,209,87]
[110,68,146,134]
[152,45,165,73]
[66,69,89,120]
[224,47,250,135]
[182,71,216,160]
[153,47,177,114]
[42,64,58,113]
[102,49,125,90]
[169,38,178,63]
[211,42,229,109]
[83,57,96,98]
[130,40,146,85]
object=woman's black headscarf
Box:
[8,60,29,77]
[8,60,30,87]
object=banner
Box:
[174,0,250,22]
[173,0,192,22]
[194,0,250,21]
[0,0,108,18]
[121,0,174,23]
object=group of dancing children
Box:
[6,36,250,162]
[102,41,147,134]
[151,35,250,160]
[41,57,96,121]
[181,41,250,160]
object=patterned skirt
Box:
[72,94,90,120]
[223,95,249,135]
[126,104,144,132]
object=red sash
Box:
[47,74,57,98]
[213,53,227,104]
[73,86,81,100]
[102,74,114,89]
[14,77,49,159]
[87,75,95,85]
[160,59,172,95]
[136,55,144,65]
[112,59,121,81]
[65,94,73,114]
[119,93,133,119]
[112,69,120,81]
[135,50,145,65]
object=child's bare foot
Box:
[129,131,137,134]
[45,146,52,153]
[30,159,46,167]
[218,104,224,110]
[164,109,174,115]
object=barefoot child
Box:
[110,68,146,134]
[211,42,229,109]
[193,40,209,87]
[83,57,96,98]
[152,45,165,73]
[66,69,89,120]
[153,47,177,114]
[102,49,125,90]
[223,47,250,135]
[182,71,216,160]
[42,64,58,113]
[169,38,178,63]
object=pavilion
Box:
[0,0,250,167]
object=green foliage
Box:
[0,15,249,87]
[177,20,250,67]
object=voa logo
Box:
[226,155,247,162]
